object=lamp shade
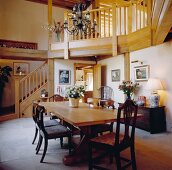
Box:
[146,78,163,108]
[146,78,163,91]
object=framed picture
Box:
[13,62,29,76]
[59,69,71,84]
[134,65,149,81]
[111,69,120,82]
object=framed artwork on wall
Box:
[13,62,29,76]
[111,69,120,82]
[59,69,71,85]
[134,65,149,81]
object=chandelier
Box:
[63,3,97,38]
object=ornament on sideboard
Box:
[146,78,163,107]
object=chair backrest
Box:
[32,101,40,123]
[98,86,113,100]
[115,99,138,145]
[49,94,64,102]
[36,105,47,133]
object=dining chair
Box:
[32,101,60,145]
[88,99,138,170]
[48,94,80,137]
[35,105,72,163]
[91,99,115,137]
[98,86,114,108]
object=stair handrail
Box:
[19,61,48,104]
[20,61,47,83]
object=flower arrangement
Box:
[65,85,85,99]
[118,80,139,98]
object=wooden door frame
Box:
[74,63,95,84]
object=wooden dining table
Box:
[39,101,117,165]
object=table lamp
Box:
[146,78,163,107]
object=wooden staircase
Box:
[15,62,48,118]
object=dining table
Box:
[39,101,117,165]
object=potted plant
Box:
[0,66,12,105]
[65,85,85,108]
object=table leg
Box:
[63,126,95,165]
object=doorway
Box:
[74,63,94,102]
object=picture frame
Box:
[111,69,120,82]
[13,62,29,76]
[134,65,149,81]
[59,69,71,85]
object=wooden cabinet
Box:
[136,106,166,134]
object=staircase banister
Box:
[20,61,47,83]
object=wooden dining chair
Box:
[35,105,72,163]
[32,101,60,145]
[48,94,80,137]
[88,99,138,170]
[91,99,115,137]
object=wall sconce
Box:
[131,60,143,65]
[146,78,164,107]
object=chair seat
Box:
[44,119,60,127]
[44,125,71,139]
[90,132,124,146]
[90,132,115,146]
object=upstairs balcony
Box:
[50,0,152,59]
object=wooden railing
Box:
[19,62,48,103]
[64,0,149,41]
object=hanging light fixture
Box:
[63,3,97,38]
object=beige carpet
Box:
[0,118,172,170]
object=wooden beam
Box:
[112,4,117,57]
[0,47,47,60]
[26,0,79,9]
[153,0,172,45]
[124,52,130,81]
[64,11,69,59]
[47,59,54,97]
[48,0,52,50]
[152,0,165,30]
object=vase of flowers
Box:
[65,85,85,108]
[118,80,139,100]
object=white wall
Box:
[130,40,172,131]
[54,59,96,96]
[0,0,65,50]
[98,55,125,104]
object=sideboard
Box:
[136,106,166,134]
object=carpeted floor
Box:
[0,118,172,170]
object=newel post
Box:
[14,77,20,118]
[112,3,117,57]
